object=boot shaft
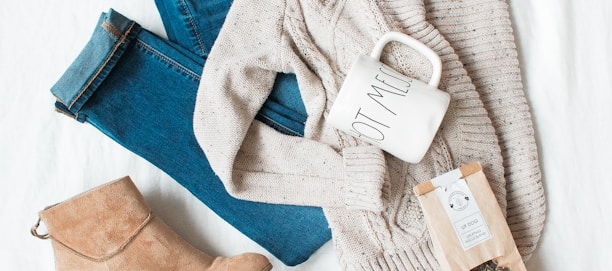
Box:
[36,177,151,261]
[31,176,272,271]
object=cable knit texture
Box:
[193,0,545,269]
[423,0,546,260]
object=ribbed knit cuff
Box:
[342,146,388,211]
[339,239,441,271]
[368,246,440,271]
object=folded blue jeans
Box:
[50,7,330,266]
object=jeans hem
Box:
[51,9,142,119]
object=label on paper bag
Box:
[414,162,527,270]
[435,179,491,250]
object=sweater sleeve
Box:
[193,0,388,211]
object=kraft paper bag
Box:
[413,162,526,271]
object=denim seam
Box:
[178,0,206,56]
[67,21,137,109]
[54,106,80,120]
[135,39,201,81]
[101,20,122,39]
[257,114,302,137]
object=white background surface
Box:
[1,0,610,270]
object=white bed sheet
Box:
[1,0,610,270]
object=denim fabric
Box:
[154,0,308,136]
[50,8,329,266]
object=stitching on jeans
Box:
[102,21,122,39]
[257,114,302,137]
[54,95,66,105]
[178,0,206,56]
[54,107,78,119]
[68,22,137,109]
[135,39,201,81]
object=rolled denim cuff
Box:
[51,9,142,122]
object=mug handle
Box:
[370,32,442,88]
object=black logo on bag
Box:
[448,191,470,211]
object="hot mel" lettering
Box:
[348,65,413,142]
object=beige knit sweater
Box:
[193,0,545,269]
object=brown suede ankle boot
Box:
[31,176,272,271]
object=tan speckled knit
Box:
[423,0,546,260]
[193,0,544,269]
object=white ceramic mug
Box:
[328,32,450,163]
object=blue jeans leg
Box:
[50,9,330,266]
[154,0,309,136]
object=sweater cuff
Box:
[342,146,389,211]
